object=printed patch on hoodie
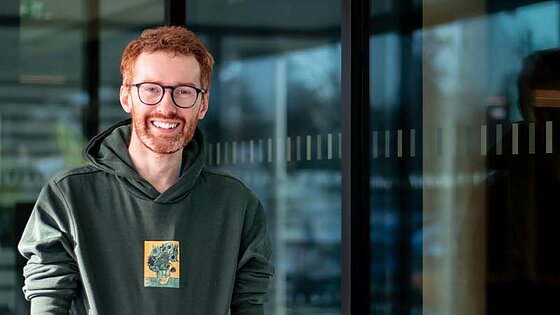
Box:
[144,241,180,288]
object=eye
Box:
[141,84,161,95]
[175,86,195,96]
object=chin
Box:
[142,137,188,155]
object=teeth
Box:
[153,121,178,129]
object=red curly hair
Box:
[120,26,214,89]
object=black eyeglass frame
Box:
[126,82,207,109]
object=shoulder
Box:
[49,165,103,185]
[199,167,260,200]
[200,167,245,185]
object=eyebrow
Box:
[143,80,201,87]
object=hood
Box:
[83,118,206,203]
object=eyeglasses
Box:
[127,82,206,109]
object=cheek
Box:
[130,106,149,127]
[130,101,150,118]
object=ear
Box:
[197,92,209,120]
[120,85,132,113]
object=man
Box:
[18,26,274,315]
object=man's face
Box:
[120,51,208,154]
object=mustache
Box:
[146,113,185,122]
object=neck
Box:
[128,135,183,193]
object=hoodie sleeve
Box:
[230,194,275,315]
[18,181,80,315]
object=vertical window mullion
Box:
[165,0,186,26]
[83,0,100,139]
[341,0,371,314]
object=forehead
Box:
[133,51,201,84]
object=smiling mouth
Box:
[152,121,180,130]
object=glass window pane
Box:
[371,0,560,314]
[369,31,423,315]
[1,0,87,313]
[0,0,164,313]
[99,0,164,129]
[188,1,341,313]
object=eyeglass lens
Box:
[137,83,199,108]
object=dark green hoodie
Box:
[18,119,274,315]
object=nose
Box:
[156,88,178,115]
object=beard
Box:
[130,107,197,154]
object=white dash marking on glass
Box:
[339,132,342,159]
[328,133,333,160]
[232,141,237,164]
[528,122,535,154]
[250,140,254,163]
[496,125,502,155]
[397,129,403,158]
[512,123,518,155]
[296,136,302,161]
[410,129,416,157]
[306,135,312,161]
[480,126,487,156]
[224,142,229,164]
[259,139,264,163]
[546,121,553,154]
[385,130,390,158]
[373,131,378,158]
[317,135,322,160]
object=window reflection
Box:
[0,1,163,314]
[378,1,560,315]
[186,1,341,313]
[370,30,423,314]
[200,40,342,314]
[1,1,88,314]
[486,47,560,314]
